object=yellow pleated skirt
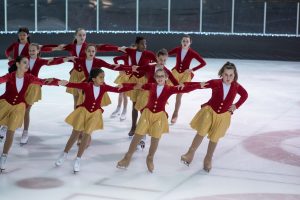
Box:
[0,99,26,131]
[65,107,103,135]
[172,69,192,84]
[190,106,231,143]
[66,70,86,96]
[25,84,42,105]
[135,108,169,139]
[76,91,111,107]
[126,76,147,102]
[114,72,130,85]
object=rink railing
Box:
[2,0,300,36]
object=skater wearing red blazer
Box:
[168,35,206,124]
[56,68,135,173]
[110,44,136,121]
[0,56,59,172]
[181,62,248,172]
[18,43,72,145]
[117,69,202,173]
[124,37,156,136]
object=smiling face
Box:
[86,46,96,59]
[75,29,86,45]
[18,31,28,44]
[221,69,235,85]
[16,57,29,73]
[155,70,167,86]
[29,45,39,58]
[92,72,105,86]
[181,36,191,49]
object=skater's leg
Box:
[146,137,160,173]
[128,102,138,136]
[77,133,91,158]
[111,94,122,118]
[171,93,183,124]
[120,93,128,120]
[64,129,81,153]
[2,130,15,154]
[21,105,32,144]
[203,141,217,172]
[181,134,204,166]
[117,134,144,168]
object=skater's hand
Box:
[112,64,120,69]
[44,78,54,84]
[118,46,127,53]
[117,84,124,90]
[132,65,139,72]
[53,44,66,51]
[200,82,208,88]
[47,58,54,65]
[7,56,13,61]
[134,83,142,90]
[184,69,193,73]
[176,84,185,90]
[64,56,76,62]
[228,104,236,113]
[58,80,69,86]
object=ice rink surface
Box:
[0,57,299,200]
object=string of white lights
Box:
[0,30,299,37]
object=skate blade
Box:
[180,159,190,167]
[116,165,127,169]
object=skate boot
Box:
[20,130,29,145]
[181,148,196,166]
[0,154,7,173]
[116,153,132,169]
[55,152,68,166]
[120,110,127,121]
[146,155,154,173]
[111,107,121,118]
[73,157,81,173]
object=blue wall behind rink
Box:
[0,32,300,61]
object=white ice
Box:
[0,57,299,200]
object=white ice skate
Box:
[55,152,68,166]
[120,111,126,121]
[20,130,29,145]
[0,154,7,173]
[73,158,81,173]
[110,108,121,118]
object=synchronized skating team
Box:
[0,27,248,173]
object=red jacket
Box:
[70,57,132,82]
[63,42,119,58]
[137,64,179,85]
[113,54,132,75]
[141,83,200,114]
[26,57,65,77]
[0,72,58,105]
[168,47,206,73]
[125,48,156,78]
[65,82,135,112]
[193,79,248,114]
[6,43,57,66]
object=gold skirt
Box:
[65,107,103,135]
[66,70,86,96]
[114,72,130,85]
[0,99,26,131]
[135,108,169,139]
[172,69,192,84]
[126,76,147,102]
[190,106,231,143]
[76,91,111,107]
[25,84,42,105]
